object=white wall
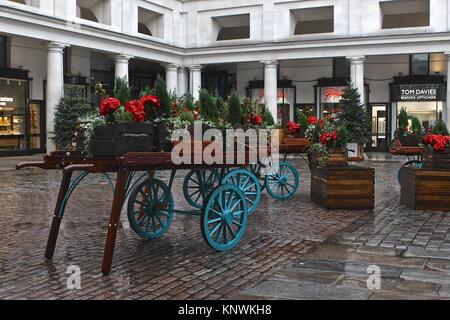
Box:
[10,37,46,100]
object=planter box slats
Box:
[92,123,154,157]
[400,167,450,212]
[311,166,375,210]
[423,148,450,170]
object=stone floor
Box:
[0,154,449,300]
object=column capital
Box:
[112,54,133,63]
[347,56,365,63]
[261,60,279,67]
[177,65,189,71]
[165,63,179,70]
[46,42,67,52]
[188,65,202,71]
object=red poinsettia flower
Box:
[424,134,450,152]
[132,110,146,122]
[287,121,300,133]
[320,132,332,145]
[253,115,263,126]
[307,116,318,125]
[140,95,161,108]
[125,100,144,114]
[332,130,338,141]
[100,97,121,116]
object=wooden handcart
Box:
[17,150,263,275]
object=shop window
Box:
[333,57,350,78]
[410,53,429,75]
[0,78,27,152]
[291,6,334,35]
[76,0,111,25]
[213,14,250,41]
[381,0,430,29]
[138,7,164,38]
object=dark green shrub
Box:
[52,86,92,148]
[227,91,242,126]
[398,108,409,131]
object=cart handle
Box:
[16,161,48,170]
[63,164,95,174]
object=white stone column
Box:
[348,56,366,106]
[189,65,202,101]
[444,52,450,127]
[177,66,189,97]
[113,54,132,81]
[165,64,178,95]
[262,60,279,122]
[46,42,66,153]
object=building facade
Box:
[0,0,449,155]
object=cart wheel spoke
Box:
[222,169,261,215]
[127,178,174,240]
[201,184,248,251]
[265,162,300,200]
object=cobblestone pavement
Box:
[0,158,362,300]
[240,157,450,300]
[0,155,449,300]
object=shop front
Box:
[390,75,446,132]
[314,78,369,121]
[0,68,46,156]
[246,79,296,126]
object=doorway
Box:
[29,100,46,153]
[368,104,389,152]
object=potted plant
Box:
[336,86,370,160]
[84,76,160,157]
[422,120,450,169]
[395,108,420,147]
[52,86,92,151]
[307,117,349,168]
[151,75,173,152]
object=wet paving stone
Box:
[1,156,450,299]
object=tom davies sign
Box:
[391,84,446,102]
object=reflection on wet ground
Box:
[0,154,449,299]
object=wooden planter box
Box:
[155,124,173,152]
[423,148,450,170]
[400,167,450,211]
[308,148,349,169]
[311,166,375,210]
[92,122,154,157]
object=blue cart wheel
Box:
[248,163,266,190]
[398,160,423,184]
[265,162,299,200]
[222,169,261,215]
[127,178,174,239]
[183,169,221,209]
[201,184,248,251]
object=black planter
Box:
[155,124,173,152]
[399,134,420,147]
[91,122,154,157]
